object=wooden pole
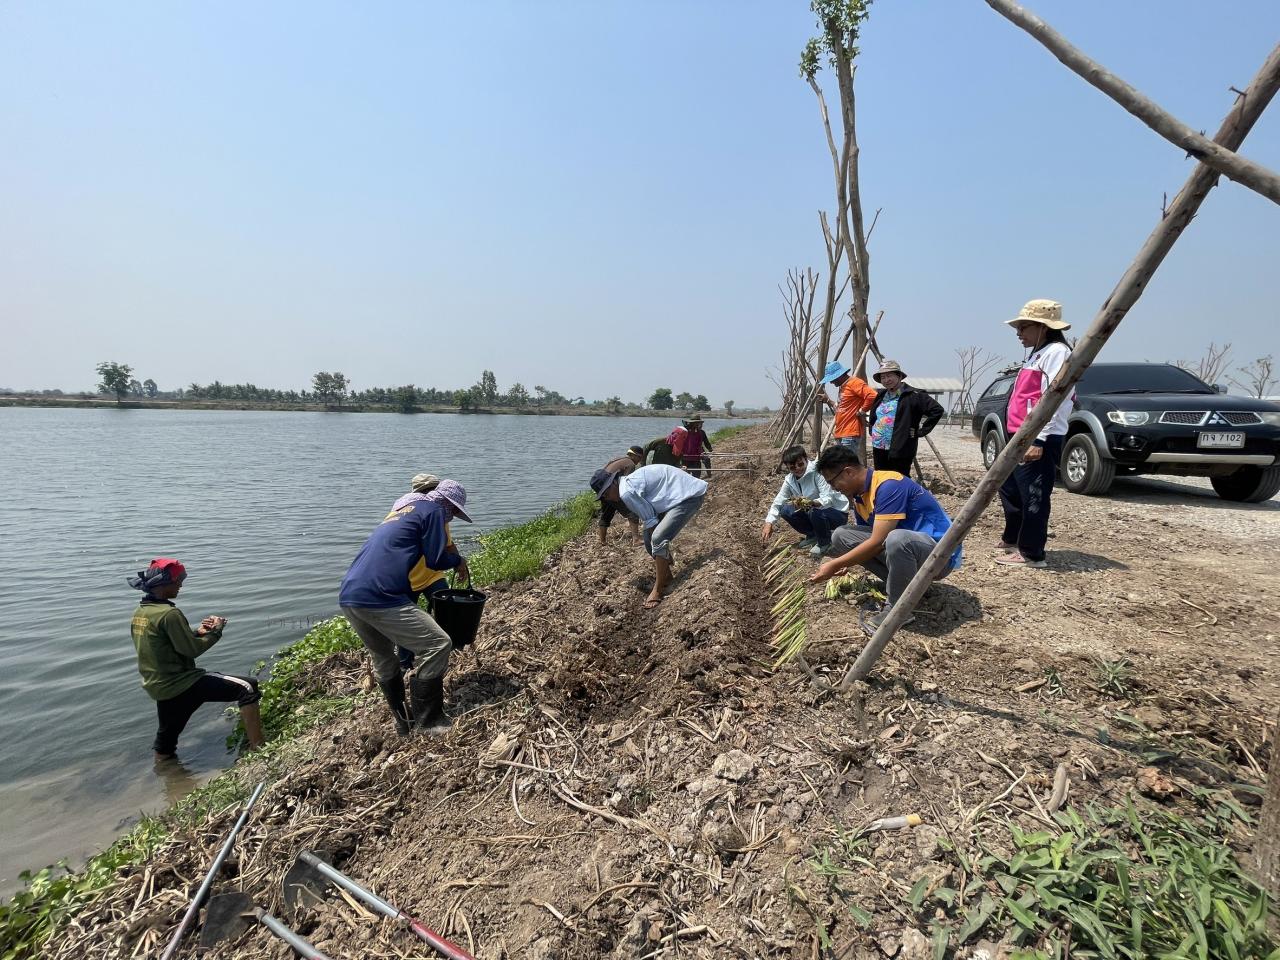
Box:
[984,0,1280,206]
[1257,708,1279,898]
[836,44,1280,691]
[923,435,959,487]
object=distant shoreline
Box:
[0,396,764,418]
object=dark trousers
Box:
[778,504,849,547]
[154,673,260,756]
[398,579,450,670]
[999,434,1064,562]
[872,447,915,475]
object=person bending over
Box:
[129,558,265,762]
[809,446,962,635]
[591,463,707,608]
[597,446,645,545]
[339,479,471,736]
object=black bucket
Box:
[432,587,487,649]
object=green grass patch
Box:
[917,799,1276,959]
[2,492,600,957]
[465,491,597,586]
[709,424,751,444]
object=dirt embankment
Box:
[47,427,1276,959]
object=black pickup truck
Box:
[971,362,1280,502]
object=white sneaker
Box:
[794,537,818,551]
[809,543,827,559]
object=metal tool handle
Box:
[258,909,333,960]
[299,853,475,960]
[159,781,266,960]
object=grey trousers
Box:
[829,525,951,605]
[644,494,705,560]
[341,603,452,684]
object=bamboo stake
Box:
[837,44,1280,690]
[985,0,1280,206]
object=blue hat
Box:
[820,360,851,384]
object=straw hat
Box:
[1006,299,1069,331]
[873,360,907,384]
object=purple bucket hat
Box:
[432,479,473,523]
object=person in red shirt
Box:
[818,360,878,447]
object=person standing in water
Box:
[129,557,265,761]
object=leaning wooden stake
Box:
[1258,707,1279,899]
[985,0,1280,207]
[836,43,1280,691]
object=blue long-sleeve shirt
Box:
[618,465,708,531]
[764,461,850,523]
[339,499,462,608]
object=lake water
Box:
[0,407,750,893]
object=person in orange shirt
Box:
[818,360,878,447]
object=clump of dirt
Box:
[44,427,1276,959]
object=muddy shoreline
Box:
[40,426,1277,958]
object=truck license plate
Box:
[1197,432,1245,448]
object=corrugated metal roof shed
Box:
[905,377,963,392]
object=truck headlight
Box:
[1106,411,1150,426]
[1260,412,1280,426]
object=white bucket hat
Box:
[1005,299,1070,331]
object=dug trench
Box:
[43,426,1276,958]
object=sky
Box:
[1,1,1277,407]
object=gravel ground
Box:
[924,424,1280,543]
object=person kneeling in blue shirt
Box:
[809,445,963,635]
[761,445,850,558]
[591,464,707,609]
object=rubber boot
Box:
[409,674,451,735]
[377,677,411,736]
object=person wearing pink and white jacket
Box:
[997,299,1074,569]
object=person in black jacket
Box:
[868,360,944,474]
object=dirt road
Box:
[51,426,1276,958]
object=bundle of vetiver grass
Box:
[763,542,808,666]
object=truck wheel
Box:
[1061,433,1116,496]
[1211,465,1280,503]
[982,429,1001,470]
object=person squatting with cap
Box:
[128,558,265,761]
[591,463,707,608]
[391,473,459,672]
[596,446,645,545]
[339,479,472,736]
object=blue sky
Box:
[1,1,1276,406]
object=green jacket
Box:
[131,600,222,701]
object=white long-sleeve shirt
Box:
[1007,341,1075,442]
[764,461,850,524]
[618,465,708,530]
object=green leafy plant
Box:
[912,800,1276,958]
[1095,658,1135,698]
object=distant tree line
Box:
[77,362,739,414]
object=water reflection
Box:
[153,757,200,807]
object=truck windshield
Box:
[1078,365,1214,394]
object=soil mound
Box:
[43,427,1275,959]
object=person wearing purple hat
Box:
[339,478,472,735]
